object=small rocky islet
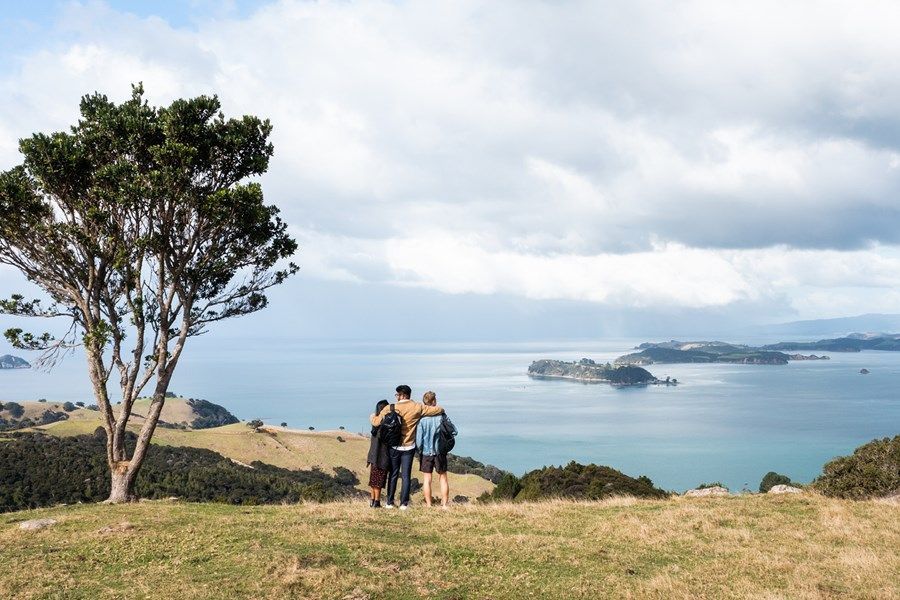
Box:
[0,355,30,369]
[527,358,674,386]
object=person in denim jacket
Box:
[416,391,457,508]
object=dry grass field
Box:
[1,494,898,599]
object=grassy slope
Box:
[1,495,898,599]
[1,401,73,421]
[18,399,494,501]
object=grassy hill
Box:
[1,495,898,599]
[11,398,494,502]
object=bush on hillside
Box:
[75,402,85,408]
[813,436,900,499]
[759,471,792,493]
[62,402,76,412]
[487,473,523,500]
[446,454,510,484]
[3,402,24,419]
[481,461,668,502]
[696,482,726,490]
[0,430,361,512]
[247,419,264,430]
[186,399,240,429]
[38,410,68,426]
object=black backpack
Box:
[378,405,403,447]
[436,414,456,454]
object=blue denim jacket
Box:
[415,414,457,456]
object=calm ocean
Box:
[3,337,899,492]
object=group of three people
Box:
[367,385,457,509]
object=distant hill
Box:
[762,334,900,353]
[756,313,900,336]
[0,396,238,433]
[616,341,828,365]
[0,355,29,369]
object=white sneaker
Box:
[384,504,395,509]
[399,504,409,511]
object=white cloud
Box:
[2,0,900,318]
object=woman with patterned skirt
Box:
[367,399,391,507]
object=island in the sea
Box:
[0,355,30,369]
[615,341,829,366]
[528,358,675,386]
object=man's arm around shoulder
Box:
[421,404,444,417]
[370,405,389,426]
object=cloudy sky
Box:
[2,0,900,341]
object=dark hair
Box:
[375,399,389,414]
[396,385,412,399]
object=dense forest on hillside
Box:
[0,430,360,512]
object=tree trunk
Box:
[106,461,136,503]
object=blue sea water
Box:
[2,338,899,492]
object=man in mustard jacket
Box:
[370,384,444,509]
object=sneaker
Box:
[384,503,395,509]
[369,499,375,508]
[399,504,409,511]
[372,500,381,508]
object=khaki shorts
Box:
[419,453,448,474]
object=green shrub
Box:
[247,419,264,430]
[446,454,510,484]
[490,473,523,500]
[62,402,76,412]
[813,436,900,499]
[697,482,726,490]
[759,471,792,493]
[3,402,24,419]
[483,462,668,502]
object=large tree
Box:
[0,85,297,502]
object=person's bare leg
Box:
[423,472,433,506]
[439,472,450,507]
[374,487,382,502]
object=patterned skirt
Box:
[368,464,388,488]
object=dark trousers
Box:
[387,447,415,505]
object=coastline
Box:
[527,373,677,387]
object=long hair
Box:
[375,399,389,414]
